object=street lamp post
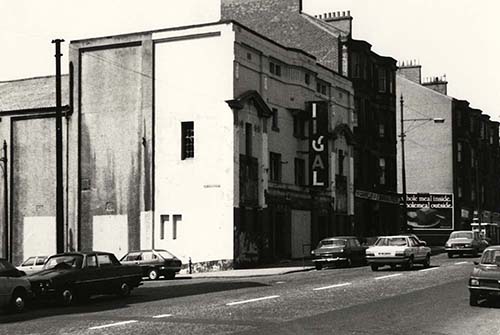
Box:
[399,94,445,232]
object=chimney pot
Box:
[347,10,350,16]
[342,11,346,16]
[337,11,341,17]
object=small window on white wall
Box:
[173,215,182,240]
[160,215,169,240]
[181,122,194,159]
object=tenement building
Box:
[397,62,500,245]
[222,0,399,238]
[0,20,355,268]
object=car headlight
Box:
[339,249,344,253]
[445,243,451,248]
[465,244,472,248]
[311,250,315,255]
[470,278,479,286]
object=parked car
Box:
[0,259,31,313]
[120,249,182,280]
[468,246,500,306]
[17,256,47,275]
[366,235,431,271]
[311,236,366,270]
[28,251,143,306]
[445,230,487,258]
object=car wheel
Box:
[59,287,75,307]
[118,282,131,297]
[423,254,431,268]
[405,257,414,270]
[9,288,26,313]
[470,292,480,306]
[148,268,159,280]
[370,264,379,271]
[447,253,453,258]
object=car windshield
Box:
[375,237,408,247]
[43,255,83,270]
[157,250,175,259]
[318,239,346,248]
[480,250,500,265]
[450,232,472,239]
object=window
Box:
[245,122,253,157]
[338,150,345,176]
[458,185,462,198]
[471,188,476,201]
[271,108,279,131]
[305,73,310,85]
[389,72,395,93]
[352,53,359,78]
[470,148,475,167]
[22,257,35,266]
[125,252,141,261]
[35,257,46,266]
[160,215,169,240]
[294,158,306,186]
[142,252,158,261]
[379,123,385,138]
[247,52,252,60]
[270,152,282,182]
[181,121,194,159]
[379,158,386,185]
[316,80,328,95]
[86,255,97,268]
[293,115,306,138]
[270,61,281,77]
[173,215,182,240]
[378,68,386,93]
[457,142,462,162]
[97,254,118,267]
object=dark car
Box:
[0,259,31,313]
[120,249,182,280]
[469,246,500,306]
[28,251,143,306]
[311,236,366,270]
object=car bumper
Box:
[312,257,347,263]
[366,256,409,264]
[445,247,475,253]
[469,286,500,295]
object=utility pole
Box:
[1,141,8,261]
[52,38,65,253]
[400,94,408,232]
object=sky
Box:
[1,0,498,119]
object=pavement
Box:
[178,246,446,279]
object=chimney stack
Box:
[317,9,353,35]
[422,75,448,95]
[397,59,422,84]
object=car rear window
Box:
[450,232,473,239]
[480,250,500,265]
[319,239,346,247]
[157,250,175,259]
[375,237,408,247]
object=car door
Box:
[20,257,36,274]
[351,238,365,262]
[410,237,425,260]
[79,254,101,295]
[97,253,121,293]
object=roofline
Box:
[0,74,68,84]
[397,74,453,101]
[71,19,350,81]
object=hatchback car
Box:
[120,249,182,280]
[366,235,431,271]
[0,259,31,313]
[311,236,366,270]
[468,246,500,306]
[445,230,487,258]
[17,256,47,275]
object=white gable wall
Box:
[153,24,236,264]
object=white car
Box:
[366,235,431,271]
[17,256,47,275]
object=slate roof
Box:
[0,75,69,112]
[221,0,343,71]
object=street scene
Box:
[1,0,500,334]
[2,253,500,334]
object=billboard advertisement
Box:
[404,193,453,230]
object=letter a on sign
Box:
[312,155,325,169]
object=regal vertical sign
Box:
[308,101,329,187]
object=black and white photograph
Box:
[1,0,500,333]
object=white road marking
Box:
[374,273,402,280]
[89,320,138,330]
[226,295,280,306]
[313,282,352,291]
[419,267,438,272]
[152,314,172,319]
[454,261,468,265]
[275,281,286,284]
